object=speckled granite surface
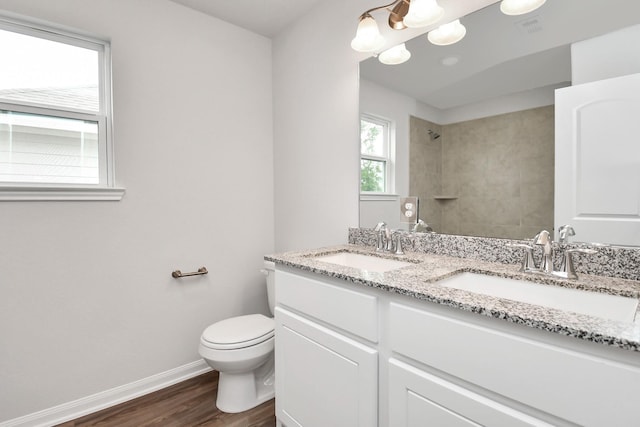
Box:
[349,228,640,281]
[266,244,640,352]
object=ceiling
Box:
[168,0,640,111]
[359,0,640,110]
[169,0,324,38]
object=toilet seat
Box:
[201,314,274,350]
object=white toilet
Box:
[198,261,276,413]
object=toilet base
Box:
[215,355,275,413]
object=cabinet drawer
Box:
[275,270,378,342]
[275,308,378,427]
[389,302,640,427]
[389,359,551,427]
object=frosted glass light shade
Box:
[403,0,444,28]
[378,43,411,65]
[427,19,466,46]
[351,15,385,52]
[500,0,546,15]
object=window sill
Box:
[0,186,126,201]
[360,193,399,202]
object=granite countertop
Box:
[266,244,640,352]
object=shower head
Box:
[428,129,441,140]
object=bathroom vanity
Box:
[267,242,640,427]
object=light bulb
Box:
[428,19,466,46]
[378,43,411,65]
[351,14,385,52]
[403,0,444,28]
[500,0,546,16]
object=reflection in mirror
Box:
[359,0,640,245]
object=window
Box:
[0,16,122,200]
[360,114,393,194]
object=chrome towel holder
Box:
[172,266,208,278]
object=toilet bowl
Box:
[198,261,276,413]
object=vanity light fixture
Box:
[378,43,411,65]
[352,0,545,60]
[351,0,444,53]
[427,19,466,46]
[500,0,546,16]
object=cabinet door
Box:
[389,359,552,427]
[555,72,640,246]
[275,307,378,427]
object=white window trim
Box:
[0,14,124,201]
[0,186,125,201]
[360,193,399,201]
[360,113,395,195]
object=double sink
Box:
[314,251,638,323]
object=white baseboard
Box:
[0,360,212,427]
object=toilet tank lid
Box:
[202,314,274,345]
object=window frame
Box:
[0,14,123,201]
[359,113,396,198]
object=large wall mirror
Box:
[359,0,640,246]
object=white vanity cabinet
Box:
[388,359,551,427]
[388,302,640,426]
[274,266,640,427]
[274,270,378,427]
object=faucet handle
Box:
[558,225,576,243]
[557,248,597,280]
[507,243,538,272]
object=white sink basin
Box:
[315,252,413,273]
[437,272,638,323]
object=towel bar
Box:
[172,266,208,278]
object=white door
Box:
[388,359,551,427]
[275,307,378,427]
[555,72,640,246]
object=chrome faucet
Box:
[384,227,394,252]
[373,222,405,254]
[412,219,433,233]
[374,222,387,252]
[534,230,554,273]
[509,229,598,280]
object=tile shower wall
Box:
[409,117,443,231]
[410,106,554,240]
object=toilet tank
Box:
[263,261,276,315]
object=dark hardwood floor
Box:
[56,371,276,427]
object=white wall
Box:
[271,1,360,251]
[572,24,640,85]
[359,79,416,229]
[0,0,273,422]
[272,0,498,251]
